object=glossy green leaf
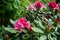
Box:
[32,27,44,34]
[3,27,19,33]
[34,20,45,29]
[47,19,53,26]
[39,35,47,40]
[10,19,15,24]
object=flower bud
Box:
[28,27,34,33]
[4,34,9,40]
[54,18,60,26]
[45,26,51,33]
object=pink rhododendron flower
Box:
[28,5,35,10]
[13,18,31,32]
[47,1,59,10]
[33,1,44,9]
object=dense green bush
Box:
[0,0,20,26]
[1,0,60,40]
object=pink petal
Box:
[33,1,44,9]
[53,4,59,10]
[25,22,31,30]
[19,28,23,33]
[13,21,19,29]
[40,5,44,9]
[28,5,35,10]
[47,1,59,10]
[20,18,26,22]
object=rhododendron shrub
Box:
[26,1,60,40]
[28,1,44,11]
[2,1,60,40]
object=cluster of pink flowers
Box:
[28,1,59,10]
[28,1,44,10]
[13,18,31,32]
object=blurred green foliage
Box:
[0,0,20,26]
[1,0,60,40]
[0,0,51,26]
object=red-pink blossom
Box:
[28,5,35,10]
[33,1,44,9]
[13,18,31,32]
[47,1,59,10]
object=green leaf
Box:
[50,37,57,40]
[48,34,51,40]
[0,39,3,40]
[23,34,29,40]
[55,27,58,32]
[22,29,27,33]
[52,37,57,40]
[39,35,47,40]
[34,20,45,29]
[47,19,53,26]
[31,27,44,34]
[10,19,15,24]
[3,27,19,33]
[51,32,57,37]
[57,23,60,28]
[48,34,57,40]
